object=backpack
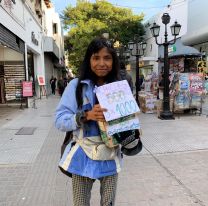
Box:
[59,131,73,177]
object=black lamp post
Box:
[150,13,181,120]
[128,35,147,105]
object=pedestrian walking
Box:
[50,76,56,95]
[55,37,122,206]
[119,61,133,91]
[63,77,68,88]
[57,77,65,96]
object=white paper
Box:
[96,80,140,121]
[106,114,141,135]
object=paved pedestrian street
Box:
[0,96,208,206]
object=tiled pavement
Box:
[0,96,208,206]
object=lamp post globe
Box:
[150,22,160,38]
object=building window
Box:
[53,23,57,34]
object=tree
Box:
[62,0,145,72]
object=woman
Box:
[50,76,56,95]
[55,37,122,206]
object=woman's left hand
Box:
[86,104,107,122]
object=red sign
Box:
[22,81,33,97]
[37,75,45,85]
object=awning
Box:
[54,63,65,69]
[181,25,208,46]
[158,38,201,58]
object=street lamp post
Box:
[150,13,181,120]
[128,35,147,105]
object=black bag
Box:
[113,129,142,156]
[59,131,73,177]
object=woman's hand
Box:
[86,104,107,122]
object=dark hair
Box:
[120,61,126,70]
[76,37,120,108]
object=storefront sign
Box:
[168,45,176,54]
[31,32,39,46]
[37,75,45,85]
[22,81,33,97]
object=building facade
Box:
[181,0,208,62]
[0,0,65,107]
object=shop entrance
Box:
[27,52,35,95]
[0,46,25,105]
[0,24,26,108]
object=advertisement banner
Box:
[22,81,33,97]
[37,75,45,86]
[179,73,189,91]
[189,73,203,94]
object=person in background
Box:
[57,77,65,96]
[63,77,68,89]
[55,37,122,206]
[138,74,144,90]
[119,61,133,92]
[134,74,144,94]
[50,76,56,95]
[158,72,164,99]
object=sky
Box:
[51,0,172,22]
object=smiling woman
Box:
[90,47,113,85]
[55,37,121,206]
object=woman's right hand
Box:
[86,104,107,122]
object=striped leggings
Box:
[72,174,118,206]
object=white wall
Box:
[44,7,65,59]
[0,1,25,41]
[185,0,208,33]
[24,2,43,54]
[0,0,44,74]
[182,0,208,46]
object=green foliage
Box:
[62,0,145,71]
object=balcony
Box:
[43,36,59,59]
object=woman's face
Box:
[90,47,113,82]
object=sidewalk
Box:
[0,96,208,206]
